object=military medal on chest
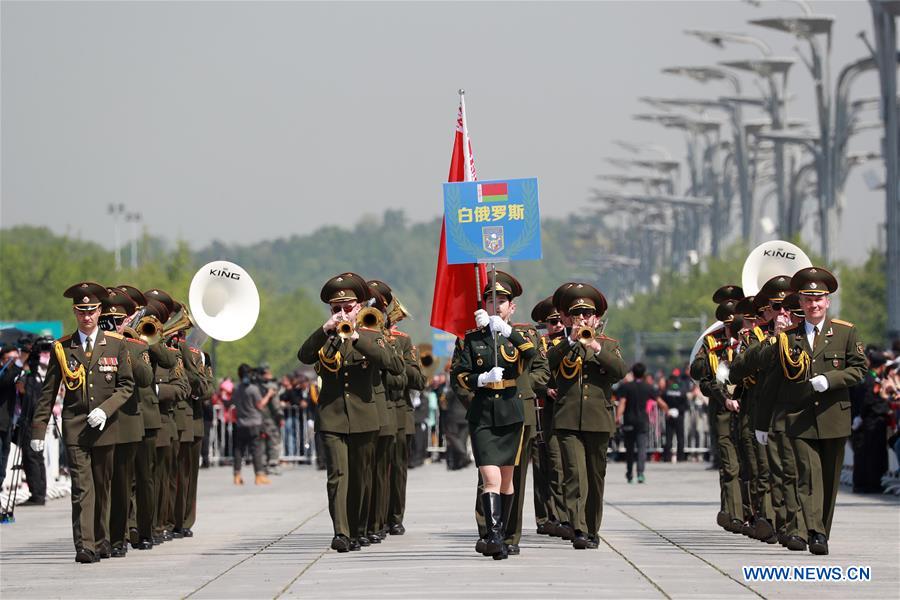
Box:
[98,356,118,382]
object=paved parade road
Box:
[1,460,897,599]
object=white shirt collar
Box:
[804,320,825,335]
[78,329,99,349]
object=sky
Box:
[1,1,890,265]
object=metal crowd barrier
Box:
[207,405,317,466]
[610,399,711,459]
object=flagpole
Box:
[459,89,472,183]
[460,88,483,315]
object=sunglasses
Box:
[330,304,356,314]
[546,318,562,326]
[569,309,596,318]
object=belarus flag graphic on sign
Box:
[477,182,508,203]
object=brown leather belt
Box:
[484,379,517,390]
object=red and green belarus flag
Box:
[477,182,508,203]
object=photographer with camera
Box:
[0,344,25,490]
[15,336,54,506]
[232,363,273,485]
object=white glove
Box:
[488,315,512,338]
[30,439,45,452]
[851,416,863,431]
[754,430,768,445]
[477,367,505,387]
[715,362,731,385]
[474,309,490,329]
[87,407,108,430]
[810,375,829,393]
[667,408,679,419]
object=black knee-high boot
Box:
[480,493,503,556]
[494,493,514,560]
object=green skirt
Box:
[469,421,524,467]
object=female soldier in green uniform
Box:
[450,271,536,560]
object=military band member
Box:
[173,332,209,537]
[178,349,212,537]
[117,285,165,550]
[30,282,135,563]
[722,267,865,555]
[530,297,569,538]
[376,281,426,538]
[690,289,743,534]
[360,283,403,545]
[503,304,550,554]
[298,273,404,553]
[144,292,190,544]
[729,276,808,551]
[731,295,776,543]
[450,271,536,560]
[100,290,154,558]
[546,283,627,550]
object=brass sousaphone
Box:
[688,240,812,366]
[188,261,261,343]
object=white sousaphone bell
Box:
[188,261,260,343]
[688,240,812,366]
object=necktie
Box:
[812,325,819,349]
[85,336,93,359]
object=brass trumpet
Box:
[336,320,355,339]
[576,326,594,344]
[357,306,384,330]
[163,303,195,339]
[124,308,164,345]
[386,296,412,327]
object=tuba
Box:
[740,240,812,295]
[187,261,260,343]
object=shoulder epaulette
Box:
[831,318,853,327]
[105,332,124,339]
[464,327,481,335]
[389,328,409,338]
[598,334,618,342]
[358,326,380,333]
[512,323,531,329]
[189,346,200,354]
[126,337,148,346]
[58,334,72,343]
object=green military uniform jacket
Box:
[171,349,195,443]
[197,361,214,438]
[450,325,537,428]
[729,317,866,439]
[375,334,406,436]
[154,346,190,446]
[389,331,425,434]
[117,337,155,444]
[689,327,733,415]
[182,344,209,439]
[729,324,779,431]
[140,342,172,432]
[546,334,627,433]
[512,324,550,435]
[32,330,135,447]
[299,326,405,435]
